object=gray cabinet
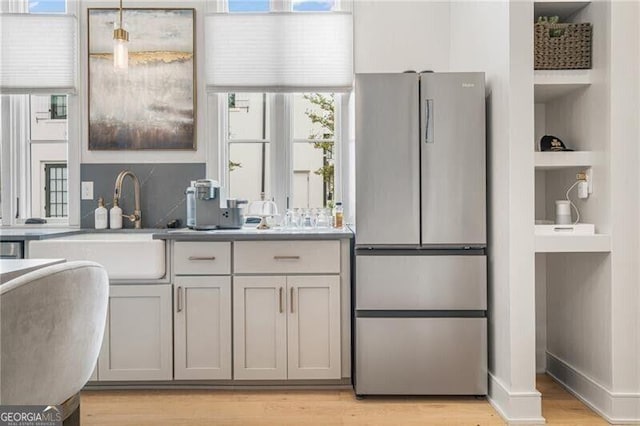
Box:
[233,276,288,380]
[173,276,232,380]
[98,285,173,381]
[287,275,341,380]
[233,275,341,380]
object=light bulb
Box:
[113,38,128,70]
[113,21,129,71]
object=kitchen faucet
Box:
[113,170,142,229]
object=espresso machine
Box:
[189,179,246,230]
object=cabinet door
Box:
[233,276,287,380]
[287,276,341,379]
[98,285,172,381]
[174,276,231,380]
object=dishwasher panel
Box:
[0,242,24,259]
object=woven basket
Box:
[534,22,592,70]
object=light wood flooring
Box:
[80,375,607,425]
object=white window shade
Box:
[0,14,77,93]
[205,13,353,92]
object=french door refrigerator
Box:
[354,72,487,396]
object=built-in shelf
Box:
[534,151,599,170]
[534,234,611,253]
[534,1,591,21]
[534,70,592,103]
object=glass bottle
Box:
[333,202,343,229]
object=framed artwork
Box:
[88,8,195,150]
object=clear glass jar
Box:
[316,208,330,228]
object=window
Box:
[221,0,348,215]
[50,95,67,119]
[0,0,76,225]
[292,0,336,12]
[227,93,271,202]
[292,93,335,208]
[44,163,67,217]
[28,0,66,13]
[228,0,269,13]
[224,92,338,210]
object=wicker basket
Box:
[534,22,592,70]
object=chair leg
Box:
[61,392,81,426]
[62,402,80,426]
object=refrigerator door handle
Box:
[425,99,434,144]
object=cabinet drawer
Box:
[234,241,340,274]
[356,255,486,310]
[174,242,231,275]
[355,317,487,395]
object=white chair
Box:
[0,261,109,424]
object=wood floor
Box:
[80,375,607,425]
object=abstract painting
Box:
[88,9,195,150]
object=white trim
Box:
[487,373,545,425]
[546,352,640,424]
[66,93,79,226]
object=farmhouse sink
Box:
[28,233,165,280]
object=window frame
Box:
[221,92,344,214]
[215,0,352,218]
[0,0,79,226]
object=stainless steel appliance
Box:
[1,242,24,259]
[186,181,196,228]
[192,179,246,230]
[354,72,487,396]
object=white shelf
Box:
[535,234,611,253]
[534,70,593,102]
[534,1,590,21]
[534,151,599,170]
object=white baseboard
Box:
[488,373,545,425]
[546,352,640,424]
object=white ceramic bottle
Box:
[110,199,123,229]
[94,197,108,229]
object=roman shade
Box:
[0,14,77,93]
[205,12,353,92]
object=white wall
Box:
[609,0,640,406]
[450,0,540,422]
[353,0,450,73]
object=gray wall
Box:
[80,163,205,229]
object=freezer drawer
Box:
[356,255,486,310]
[355,317,487,395]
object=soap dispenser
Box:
[94,197,108,229]
[110,198,123,229]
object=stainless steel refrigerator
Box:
[354,72,487,396]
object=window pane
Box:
[228,0,270,13]
[292,141,334,208]
[29,0,66,13]
[292,0,336,11]
[293,93,334,140]
[44,163,67,218]
[228,93,269,140]
[228,142,271,202]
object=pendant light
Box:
[113,0,129,70]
